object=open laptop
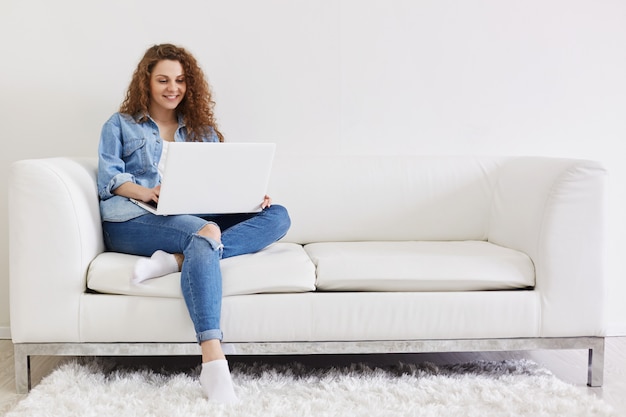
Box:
[130,142,275,215]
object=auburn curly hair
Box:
[119,44,224,142]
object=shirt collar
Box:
[134,111,186,128]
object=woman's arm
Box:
[113,182,160,204]
[98,114,160,204]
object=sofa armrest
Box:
[9,157,103,343]
[488,157,607,337]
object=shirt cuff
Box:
[101,173,134,199]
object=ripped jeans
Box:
[102,205,291,343]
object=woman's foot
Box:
[200,359,239,404]
[131,250,180,284]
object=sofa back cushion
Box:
[268,155,502,244]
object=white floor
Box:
[1,337,625,415]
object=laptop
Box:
[130,142,275,215]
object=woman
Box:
[97,44,290,404]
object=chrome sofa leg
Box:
[587,338,605,387]
[13,344,31,394]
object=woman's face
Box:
[149,59,186,115]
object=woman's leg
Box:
[181,223,238,404]
[102,215,237,403]
[207,204,291,259]
[131,204,290,284]
[130,205,290,281]
[103,215,224,342]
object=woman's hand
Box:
[114,182,160,204]
[261,195,272,209]
[140,185,160,204]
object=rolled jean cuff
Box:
[197,329,223,343]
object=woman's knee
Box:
[198,222,222,243]
[269,204,291,235]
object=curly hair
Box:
[119,44,224,142]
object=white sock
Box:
[200,359,239,404]
[131,250,179,284]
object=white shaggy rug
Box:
[6,358,615,417]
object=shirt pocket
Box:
[122,137,149,175]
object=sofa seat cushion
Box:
[87,242,316,298]
[305,241,534,291]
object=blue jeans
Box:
[102,205,290,343]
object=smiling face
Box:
[148,59,186,119]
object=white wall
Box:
[1,0,625,337]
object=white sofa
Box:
[9,154,607,393]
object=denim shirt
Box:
[97,112,218,222]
